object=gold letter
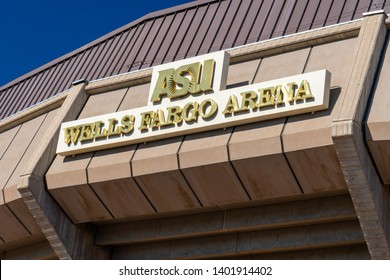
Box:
[258,87,275,108]
[237,91,257,113]
[107,118,121,137]
[295,80,314,101]
[222,95,240,115]
[274,85,287,105]
[139,111,154,131]
[200,59,215,92]
[78,123,94,142]
[199,99,218,119]
[94,121,107,139]
[287,82,297,102]
[64,126,82,145]
[183,102,199,123]
[164,106,183,126]
[150,69,175,103]
[120,115,135,134]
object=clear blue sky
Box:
[0,0,190,87]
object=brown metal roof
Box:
[1,0,389,121]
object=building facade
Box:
[1,0,390,260]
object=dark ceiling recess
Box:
[1,0,389,121]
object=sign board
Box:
[57,51,330,156]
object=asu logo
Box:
[150,59,215,103]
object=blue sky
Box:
[0,0,190,87]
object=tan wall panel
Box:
[2,240,56,260]
[181,163,250,206]
[46,152,92,188]
[367,36,390,141]
[366,37,390,184]
[132,137,183,176]
[305,37,357,88]
[0,206,30,242]
[0,126,19,160]
[78,88,128,119]
[254,48,311,82]
[0,114,46,204]
[366,36,390,127]
[4,109,59,202]
[88,146,135,183]
[90,178,155,218]
[232,155,301,199]
[135,171,201,212]
[49,184,112,223]
[179,129,232,168]
[227,59,260,86]
[6,199,40,237]
[367,140,390,184]
[286,146,347,193]
[117,83,149,110]
[229,119,285,160]
[178,129,249,206]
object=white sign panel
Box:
[57,51,330,156]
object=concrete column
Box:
[332,11,390,259]
[17,81,111,260]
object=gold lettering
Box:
[287,82,297,102]
[222,95,240,115]
[199,99,218,119]
[107,118,121,137]
[183,102,199,122]
[151,109,167,129]
[237,91,257,113]
[78,123,94,142]
[120,115,135,134]
[64,126,82,145]
[171,62,202,97]
[274,85,287,105]
[164,106,183,126]
[200,59,215,92]
[139,111,154,131]
[94,121,107,139]
[150,69,175,103]
[151,59,216,102]
[258,87,275,108]
[295,80,314,101]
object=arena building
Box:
[1,0,390,260]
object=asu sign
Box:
[57,51,330,156]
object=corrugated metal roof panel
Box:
[173,5,207,61]
[1,0,387,121]
[220,0,252,49]
[353,0,372,19]
[187,1,221,57]
[261,0,286,40]
[311,0,333,29]
[370,0,386,10]
[152,12,186,66]
[285,0,308,34]
[325,1,346,26]
[234,0,264,46]
[339,0,359,22]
